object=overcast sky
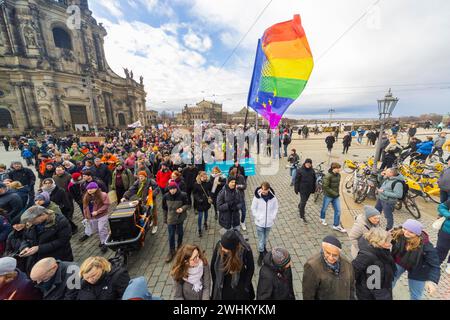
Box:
[89,0,450,119]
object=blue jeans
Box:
[440,190,449,203]
[198,210,208,231]
[375,199,395,231]
[283,144,288,157]
[392,264,426,300]
[320,196,341,227]
[168,223,184,251]
[256,226,271,253]
[290,167,297,184]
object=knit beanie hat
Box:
[221,230,240,251]
[227,176,237,184]
[402,219,423,236]
[168,181,178,189]
[322,235,342,250]
[72,172,82,180]
[272,247,291,269]
[34,191,50,204]
[364,205,381,219]
[304,158,313,165]
[86,182,99,190]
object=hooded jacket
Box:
[377,174,405,203]
[322,170,341,198]
[162,188,190,225]
[294,164,317,195]
[217,185,241,230]
[352,237,396,300]
[8,166,36,188]
[251,187,278,228]
[348,214,381,258]
[257,252,295,300]
[416,140,434,155]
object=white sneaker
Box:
[332,225,347,233]
[321,219,328,226]
[151,226,158,234]
[446,263,450,275]
[241,223,247,231]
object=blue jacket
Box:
[438,202,450,235]
[416,141,434,155]
[0,215,12,243]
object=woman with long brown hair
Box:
[82,182,111,253]
[171,244,211,300]
[210,230,254,300]
[391,219,441,300]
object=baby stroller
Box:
[105,200,153,265]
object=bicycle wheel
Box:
[314,185,323,203]
[404,197,421,219]
[426,193,441,204]
[353,181,367,204]
[344,175,353,190]
[343,163,356,174]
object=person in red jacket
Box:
[156,162,172,193]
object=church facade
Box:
[0,0,147,135]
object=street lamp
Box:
[373,89,399,172]
[328,108,335,126]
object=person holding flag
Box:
[122,171,160,235]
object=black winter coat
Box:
[92,164,112,189]
[217,185,241,229]
[294,165,316,195]
[257,253,295,300]
[76,266,130,300]
[193,180,212,211]
[39,261,79,300]
[20,212,73,273]
[48,186,74,220]
[0,190,24,223]
[325,136,336,148]
[211,239,255,300]
[8,167,36,188]
[182,166,199,192]
[343,135,352,146]
[352,237,396,300]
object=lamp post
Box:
[373,89,399,172]
[328,108,335,126]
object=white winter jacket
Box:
[251,187,279,228]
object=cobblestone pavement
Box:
[1,130,448,300]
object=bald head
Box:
[30,258,58,284]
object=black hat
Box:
[272,247,291,269]
[304,158,312,165]
[221,230,240,251]
[227,176,237,184]
[322,235,342,249]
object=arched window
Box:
[118,114,126,126]
[53,27,72,50]
[0,108,13,128]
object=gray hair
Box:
[363,228,392,249]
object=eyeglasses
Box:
[323,250,340,259]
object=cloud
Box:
[96,0,123,18]
[219,32,235,48]
[137,0,175,17]
[183,30,212,52]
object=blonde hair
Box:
[212,167,222,174]
[9,181,23,190]
[364,228,392,248]
[392,228,421,251]
[196,171,208,184]
[79,256,111,277]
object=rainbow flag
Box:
[248,14,314,128]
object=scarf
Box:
[184,260,204,293]
[137,181,146,198]
[211,173,222,194]
[42,184,56,194]
[392,235,424,270]
[321,250,341,276]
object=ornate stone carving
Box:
[61,48,75,62]
[36,87,47,100]
[23,23,38,48]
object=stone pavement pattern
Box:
[0,131,448,300]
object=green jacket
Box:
[323,172,341,198]
[111,169,135,191]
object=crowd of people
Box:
[0,122,449,301]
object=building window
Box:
[118,114,126,126]
[0,108,13,128]
[53,27,72,50]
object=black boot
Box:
[198,230,203,238]
[165,250,175,263]
[204,223,208,230]
[257,252,264,267]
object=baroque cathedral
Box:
[0,0,147,134]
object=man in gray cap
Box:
[257,247,295,300]
[0,257,42,300]
[348,205,381,258]
[19,206,73,273]
[302,236,355,300]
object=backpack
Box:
[392,180,408,201]
[284,135,291,144]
